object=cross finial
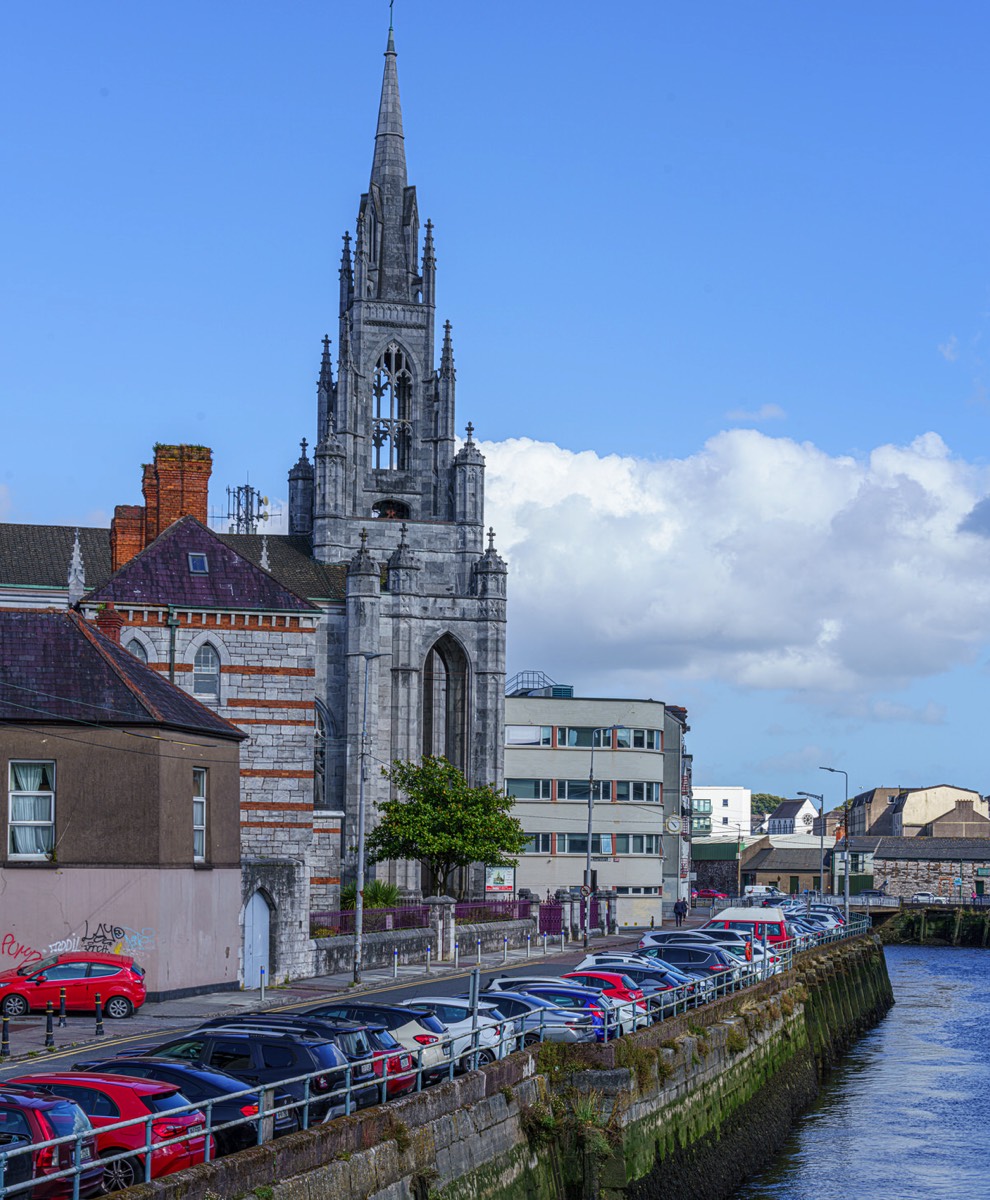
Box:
[300,437,308,457]
[389,0,395,31]
[322,334,330,353]
[487,527,496,551]
[360,527,369,549]
[465,422,475,442]
[399,521,408,546]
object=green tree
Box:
[367,756,527,898]
[751,793,787,817]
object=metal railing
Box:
[0,912,870,1197]
[309,904,430,938]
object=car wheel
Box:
[473,1049,496,1068]
[99,1151,141,1193]
[523,1033,541,1047]
[0,994,29,1018]
[104,995,134,1019]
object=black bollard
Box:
[94,993,105,1038]
[1,1014,9,1058]
[58,987,67,1028]
[44,1001,55,1049]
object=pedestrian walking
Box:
[673,898,688,927]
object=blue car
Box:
[491,982,618,1040]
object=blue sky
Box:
[3,2,990,805]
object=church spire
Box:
[370,27,407,193]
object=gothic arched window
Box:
[314,707,328,809]
[372,500,410,520]
[422,635,469,772]
[193,643,221,698]
[372,343,412,471]
[126,640,148,665]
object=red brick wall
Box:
[110,445,213,568]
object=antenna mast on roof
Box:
[226,482,269,534]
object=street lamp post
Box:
[353,651,385,984]
[820,767,849,927]
[797,791,825,899]
[584,726,618,949]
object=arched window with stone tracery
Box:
[372,343,412,470]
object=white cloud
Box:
[482,430,990,699]
[724,403,786,422]
[938,335,959,362]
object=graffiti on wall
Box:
[46,920,158,957]
[0,919,158,968]
[0,932,45,967]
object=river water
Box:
[734,945,990,1199]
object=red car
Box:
[7,1073,212,1193]
[561,971,646,1013]
[367,1027,417,1100]
[0,953,146,1020]
[0,1084,104,1198]
[696,888,729,900]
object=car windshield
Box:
[18,956,58,977]
[334,1032,372,1059]
[43,1102,93,1138]
[140,1091,192,1115]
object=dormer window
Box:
[188,553,209,574]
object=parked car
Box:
[471,990,597,1044]
[71,1058,299,1156]
[7,1072,210,1193]
[560,972,647,1023]
[122,1028,357,1122]
[910,892,948,904]
[293,1001,450,1083]
[701,906,793,949]
[0,953,146,1019]
[635,943,738,983]
[0,1084,104,1198]
[397,997,510,1069]
[196,1014,384,1107]
[483,979,624,1038]
[695,888,730,900]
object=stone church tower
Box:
[288,27,507,897]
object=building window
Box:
[556,727,613,749]
[617,781,660,803]
[557,779,611,801]
[193,643,221,697]
[193,768,207,861]
[631,729,661,750]
[722,798,730,807]
[556,833,613,854]
[188,553,209,574]
[614,833,660,855]
[371,499,410,519]
[8,761,55,858]
[126,640,149,664]
[523,832,552,854]
[506,779,551,800]
[692,798,712,814]
[722,816,729,825]
[506,725,552,747]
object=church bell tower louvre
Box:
[283,23,507,900]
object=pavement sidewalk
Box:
[1,927,685,1064]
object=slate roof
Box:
[84,518,317,612]
[219,533,346,602]
[744,847,824,872]
[0,609,244,740]
[871,837,990,861]
[768,800,808,821]
[0,521,346,604]
[0,524,113,591]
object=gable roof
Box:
[84,517,317,612]
[743,846,824,872]
[0,522,346,605]
[768,800,810,821]
[0,524,113,591]
[0,609,244,740]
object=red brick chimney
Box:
[94,602,124,644]
[110,445,213,570]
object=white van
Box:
[744,885,783,898]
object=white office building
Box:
[504,673,691,925]
[692,786,752,839]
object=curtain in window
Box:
[10,796,53,854]
[12,763,44,791]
